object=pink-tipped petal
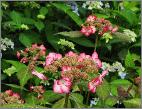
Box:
[32,70,48,80]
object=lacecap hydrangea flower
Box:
[1,37,14,51]
[123,29,137,42]
[82,1,103,10]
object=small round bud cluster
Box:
[17,44,46,70]
[81,15,118,37]
[30,85,45,99]
[0,90,24,105]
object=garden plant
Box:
[0,1,141,108]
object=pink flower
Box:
[92,51,98,59]
[53,78,72,94]
[94,58,102,68]
[45,53,62,66]
[100,70,108,78]
[5,90,13,96]
[81,26,96,37]
[88,76,102,93]
[78,53,91,62]
[65,51,77,57]
[86,15,97,22]
[39,44,46,51]
[55,53,62,60]
[17,51,20,59]
[61,66,72,72]
[88,81,96,93]
[12,93,20,99]
[20,57,28,63]
[32,70,48,80]
[111,26,118,33]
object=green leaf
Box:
[110,79,132,96]
[125,51,135,68]
[96,80,110,100]
[46,35,61,51]
[19,33,41,47]
[3,66,17,76]
[123,98,141,108]
[43,90,63,103]
[56,31,83,38]
[10,11,22,24]
[105,97,117,107]
[40,7,48,15]
[70,93,86,108]
[4,60,27,71]
[16,67,32,87]
[51,22,72,31]
[34,21,44,31]
[52,98,65,108]
[25,93,39,105]
[4,84,28,91]
[21,18,35,25]
[52,3,83,26]
[67,37,95,47]
[114,9,138,26]
[4,60,31,87]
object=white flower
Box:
[123,29,137,42]
[101,62,111,70]
[105,3,110,8]
[90,98,99,107]
[0,38,14,51]
[82,1,103,10]
[118,71,127,79]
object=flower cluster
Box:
[102,61,126,79]
[0,90,24,105]
[1,37,14,51]
[123,29,137,42]
[30,85,45,99]
[17,44,48,81]
[58,39,75,50]
[44,51,108,94]
[82,1,103,10]
[17,44,46,64]
[88,70,108,93]
[80,15,118,37]
[17,44,108,94]
[67,1,79,16]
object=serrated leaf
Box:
[114,9,138,26]
[3,66,17,76]
[52,3,83,26]
[67,37,95,47]
[43,90,63,103]
[40,7,48,15]
[34,21,44,31]
[105,97,117,107]
[16,67,31,87]
[19,33,41,47]
[52,98,65,108]
[123,98,141,108]
[21,18,35,25]
[96,80,110,100]
[56,31,83,38]
[10,11,22,24]
[70,93,86,108]
[125,51,135,68]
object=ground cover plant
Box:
[0,1,141,108]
